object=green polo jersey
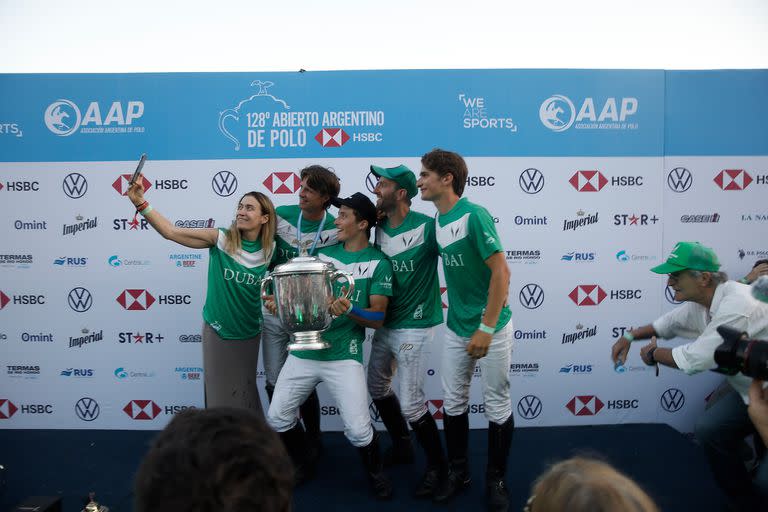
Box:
[202,229,273,339]
[375,210,443,329]
[435,198,511,337]
[272,205,338,267]
[293,243,393,363]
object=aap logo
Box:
[212,171,238,197]
[44,99,82,136]
[519,168,544,194]
[667,167,692,193]
[75,397,100,421]
[63,173,88,199]
[517,395,542,419]
[539,95,575,132]
[660,388,685,412]
[519,284,544,310]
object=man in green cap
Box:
[611,241,768,510]
[368,164,448,498]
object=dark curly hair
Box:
[420,148,468,197]
[134,407,293,512]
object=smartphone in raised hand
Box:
[129,153,147,186]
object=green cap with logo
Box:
[370,164,418,199]
[650,241,721,274]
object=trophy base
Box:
[288,331,330,351]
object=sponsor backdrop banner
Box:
[0,69,766,431]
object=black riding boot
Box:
[433,411,470,503]
[374,394,414,465]
[410,410,448,498]
[357,432,394,500]
[486,415,514,512]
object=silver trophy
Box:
[261,254,355,350]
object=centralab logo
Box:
[539,95,638,132]
[44,99,145,136]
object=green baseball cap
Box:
[650,241,721,274]
[370,164,418,199]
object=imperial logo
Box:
[69,329,104,349]
[561,324,598,344]
[112,174,151,195]
[62,216,98,236]
[263,172,300,193]
[660,388,685,412]
[427,399,444,420]
[569,285,606,306]
[569,170,607,192]
[315,128,349,147]
[0,399,19,419]
[517,396,542,419]
[714,169,752,190]
[116,289,156,310]
[519,168,544,194]
[563,211,599,231]
[123,400,161,420]
[667,167,693,192]
[566,395,604,416]
[63,173,88,198]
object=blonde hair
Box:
[223,192,276,263]
[526,457,658,512]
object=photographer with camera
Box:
[610,242,768,510]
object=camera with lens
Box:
[713,325,768,380]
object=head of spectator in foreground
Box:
[134,407,293,512]
[650,241,728,304]
[524,457,659,512]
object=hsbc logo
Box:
[123,399,162,420]
[660,388,685,412]
[517,395,542,419]
[67,287,93,312]
[566,395,604,416]
[212,171,238,197]
[263,172,300,194]
[0,290,9,309]
[440,287,448,309]
[116,289,156,310]
[667,167,692,192]
[0,399,19,418]
[714,169,752,190]
[569,170,607,192]
[427,399,444,420]
[519,168,544,194]
[569,285,606,306]
[315,128,349,147]
[519,284,544,309]
[112,174,152,195]
[75,397,100,421]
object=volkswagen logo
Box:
[517,395,542,419]
[665,285,682,305]
[519,284,544,310]
[667,167,692,193]
[211,171,238,197]
[519,168,544,194]
[365,171,378,193]
[369,401,382,423]
[75,397,100,421]
[660,388,685,412]
[68,287,93,312]
[62,173,88,199]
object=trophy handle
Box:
[331,270,355,300]
[260,275,274,300]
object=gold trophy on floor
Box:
[83,492,109,512]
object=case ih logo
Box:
[714,169,752,190]
[123,399,161,419]
[263,172,300,194]
[0,291,9,309]
[569,170,607,192]
[427,399,444,420]
[315,128,349,147]
[0,399,18,419]
[112,174,152,195]
[566,395,604,416]
[440,287,448,309]
[569,285,607,306]
[116,289,156,310]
